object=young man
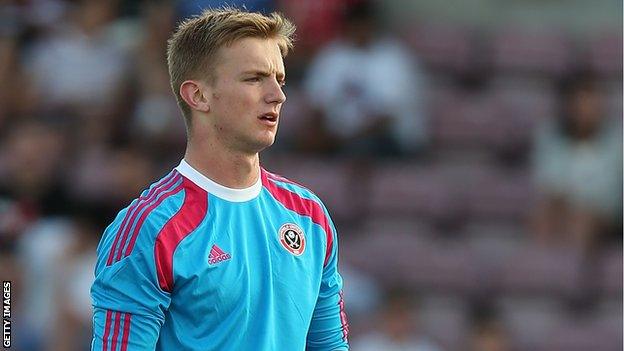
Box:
[90,8,349,351]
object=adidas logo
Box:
[208,244,231,265]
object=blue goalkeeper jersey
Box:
[91,160,349,351]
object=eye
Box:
[245,77,261,83]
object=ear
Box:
[180,80,211,113]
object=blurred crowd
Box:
[0,0,621,350]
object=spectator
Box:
[531,70,622,251]
[0,33,38,128]
[70,144,156,219]
[0,239,32,350]
[51,209,101,351]
[302,0,427,157]
[278,0,348,54]
[16,218,76,351]
[23,0,132,144]
[129,0,185,149]
[352,287,443,351]
[469,307,511,351]
[0,120,70,227]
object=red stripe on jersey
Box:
[107,171,178,265]
[123,181,185,258]
[121,313,132,351]
[110,312,121,351]
[115,173,181,262]
[155,178,208,292]
[102,310,113,351]
[339,291,349,341]
[261,170,334,266]
[264,170,308,189]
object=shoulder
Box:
[260,168,336,236]
[100,171,208,266]
[260,168,326,210]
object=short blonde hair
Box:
[166,7,296,126]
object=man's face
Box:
[206,37,286,154]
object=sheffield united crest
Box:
[278,223,305,256]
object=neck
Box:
[184,137,260,189]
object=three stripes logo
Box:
[208,245,231,265]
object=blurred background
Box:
[0,0,621,350]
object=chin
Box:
[250,136,276,153]
[260,138,276,151]
[261,130,277,144]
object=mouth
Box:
[258,112,278,126]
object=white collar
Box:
[175,159,261,202]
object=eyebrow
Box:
[242,70,285,81]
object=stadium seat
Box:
[536,318,622,351]
[340,228,426,270]
[461,169,536,220]
[429,90,503,148]
[493,244,584,296]
[490,77,557,125]
[403,22,473,73]
[491,28,571,76]
[586,32,623,78]
[400,241,482,294]
[341,226,482,294]
[497,296,567,350]
[418,295,470,351]
[368,163,461,221]
[428,86,538,154]
[596,248,623,297]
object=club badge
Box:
[278,223,305,256]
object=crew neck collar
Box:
[175,159,262,202]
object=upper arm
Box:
[306,204,349,350]
[91,213,173,350]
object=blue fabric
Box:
[91,169,348,350]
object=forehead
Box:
[215,37,285,75]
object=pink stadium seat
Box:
[491,29,571,76]
[586,32,623,77]
[596,248,623,297]
[536,319,622,351]
[404,23,473,72]
[368,163,460,220]
[341,229,481,294]
[400,241,482,294]
[493,245,584,296]
[418,296,470,351]
[490,77,557,124]
[498,297,567,350]
[429,91,501,148]
[340,229,426,281]
[461,169,536,220]
[429,86,535,152]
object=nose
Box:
[265,79,286,105]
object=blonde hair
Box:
[166,7,296,126]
